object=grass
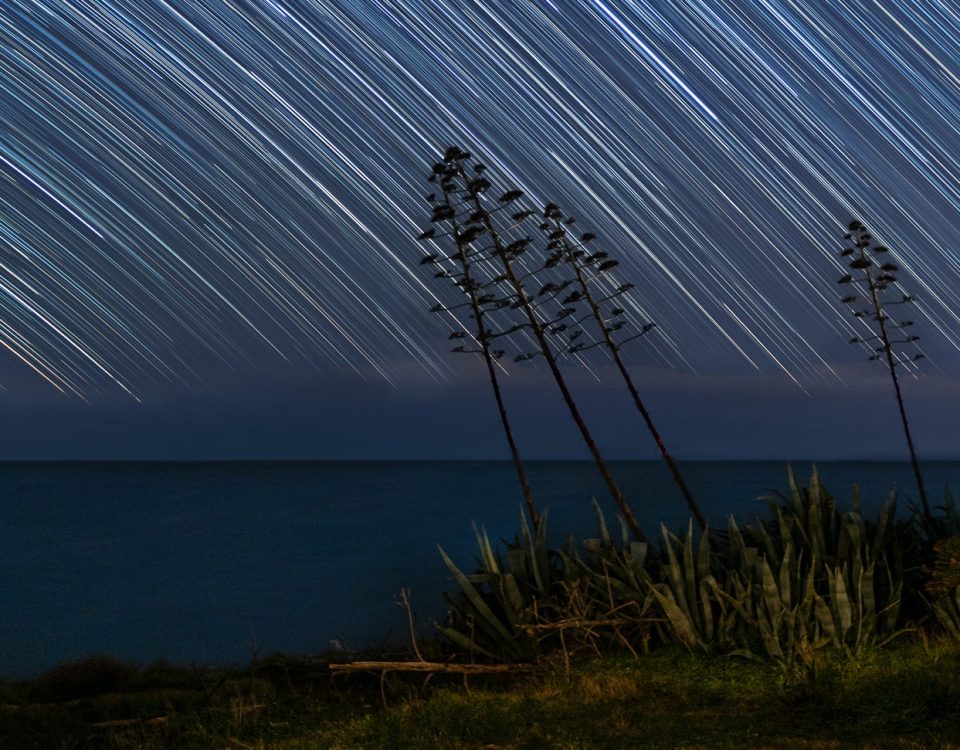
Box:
[2,638,959,749]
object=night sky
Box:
[1,1,959,460]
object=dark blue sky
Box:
[0,1,958,459]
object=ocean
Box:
[0,460,955,677]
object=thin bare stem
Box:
[448,159,645,543]
[552,217,707,530]
[432,175,539,528]
[851,229,929,517]
[398,588,424,662]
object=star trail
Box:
[1,0,959,404]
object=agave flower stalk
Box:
[543,205,707,531]
[439,147,646,543]
[418,166,539,528]
[839,220,929,517]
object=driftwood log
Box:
[328,661,532,674]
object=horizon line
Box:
[0,457,958,463]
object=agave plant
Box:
[642,469,911,660]
[648,520,742,653]
[744,469,907,654]
[837,220,929,518]
[424,146,645,542]
[417,150,538,527]
[436,516,549,662]
[437,469,941,665]
[437,506,659,662]
[559,502,660,655]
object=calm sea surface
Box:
[1,460,956,676]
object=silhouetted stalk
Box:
[435,178,539,528]
[550,216,707,530]
[850,227,929,518]
[449,161,645,543]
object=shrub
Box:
[438,468,959,663]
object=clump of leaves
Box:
[438,469,958,665]
[437,506,659,663]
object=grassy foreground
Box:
[2,639,959,749]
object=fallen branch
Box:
[518,618,648,632]
[91,716,168,728]
[328,661,533,674]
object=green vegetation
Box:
[2,641,959,749]
[7,167,957,746]
[4,470,960,749]
[440,469,960,665]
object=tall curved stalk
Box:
[441,149,645,542]
[418,158,538,528]
[839,220,929,518]
[545,208,706,530]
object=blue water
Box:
[0,460,955,677]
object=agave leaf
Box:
[756,612,783,659]
[594,499,612,547]
[728,515,746,560]
[697,525,712,581]
[438,546,517,650]
[534,509,551,591]
[661,525,692,623]
[830,566,853,639]
[789,508,811,550]
[807,473,825,572]
[760,557,782,624]
[872,495,896,565]
[814,593,837,646]
[844,511,869,558]
[775,506,791,551]
[860,560,877,636]
[502,572,526,615]
[682,520,702,633]
[839,514,861,565]
[710,577,744,644]
[436,625,500,660]
[754,522,778,566]
[799,561,816,621]
[787,466,804,517]
[507,548,529,588]
[629,541,649,581]
[517,511,538,586]
[520,509,551,596]
[809,465,823,501]
[474,524,501,575]
[650,585,699,650]
[778,541,793,607]
[881,570,903,632]
[723,575,754,634]
[699,577,716,643]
